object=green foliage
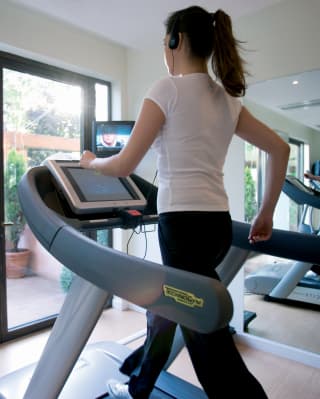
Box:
[97,229,110,246]
[60,266,75,293]
[4,150,27,250]
[27,148,70,168]
[4,72,29,131]
[244,166,257,222]
[26,108,80,138]
[4,69,80,138]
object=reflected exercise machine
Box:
[245,176,320,308]
[0,163,320,398]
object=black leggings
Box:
[121,211,268,399]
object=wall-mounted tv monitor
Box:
[44,160,146,215]
[93,120,135,157]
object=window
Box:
[287,139,309,230]
[244,137,308,231]
[95,83,110,121]
[0,51,111,342]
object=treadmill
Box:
[0,164,320,399]
[245,175,320,308]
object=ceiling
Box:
[7,0,320,132]
[10,0,281,50]
[246,69,320,132]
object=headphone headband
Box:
[168,17,180,49]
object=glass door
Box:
[2,67,81,336]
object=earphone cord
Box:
[171,50,175,75]
[126,170,158,259]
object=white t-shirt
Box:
[146,73,242,214]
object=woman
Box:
[80,6,290,399]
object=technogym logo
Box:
[163,285,204,308]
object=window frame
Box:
[244,135,308,230]
[0,50,112,343]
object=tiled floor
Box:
[6,275,66,328]
[243,254,320,354]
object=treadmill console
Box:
[44,160,147,215]
[283,175,320,208]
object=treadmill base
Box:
[0,341,207,399]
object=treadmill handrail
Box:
[18,166,233,334]
[18,166,320,334]
[231,220,320,264]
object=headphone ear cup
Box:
[169,32,179,50]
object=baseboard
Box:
[235,333,320,369]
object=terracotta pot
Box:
[5,249,31,279]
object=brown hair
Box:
[165,6,248,97]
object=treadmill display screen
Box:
[64,167,134,202]
[44,160,146,214]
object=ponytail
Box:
[212,9,248,97]
[165,6,248,97]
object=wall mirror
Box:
[242,69,320,355]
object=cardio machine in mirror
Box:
[242,69,320,355]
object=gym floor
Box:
[243,254,320,354]
[0,307,319,399]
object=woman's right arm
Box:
[235,106,290,243]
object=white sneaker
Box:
[106,379,133,399]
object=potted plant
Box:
[4,149,30,278]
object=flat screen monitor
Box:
[45,160,146,215]
[94,120,135,157]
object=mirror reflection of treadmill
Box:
[245,175,320,310]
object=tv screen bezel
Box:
[44,160,146,215]
[93,120,135,157]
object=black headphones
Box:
[168,17,180,49]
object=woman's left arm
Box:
[80,99,165,176]
[235,106,290,243]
